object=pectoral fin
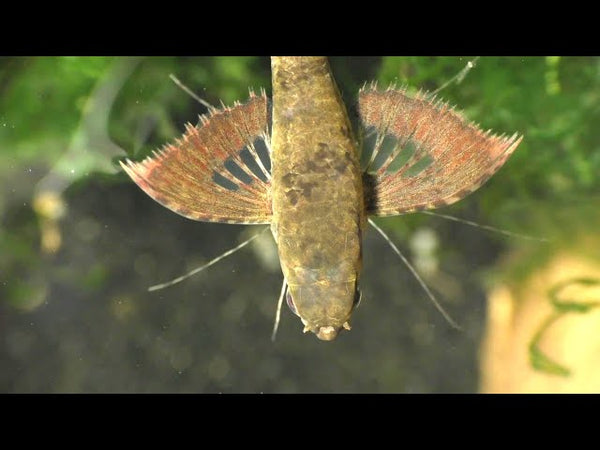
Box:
[358,85,522,216]
[121,90,272,224]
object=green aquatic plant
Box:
[529,277,600,376]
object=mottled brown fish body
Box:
[270,57,365,340]
[123,57,522,342]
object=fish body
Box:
[270,57,364,340]
[121,57,522,341]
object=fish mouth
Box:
[303,321,351,341]
[316,326,339,341]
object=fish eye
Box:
[286,290,299,316]
[353,287,362,309]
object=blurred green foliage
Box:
[0,57,111,157]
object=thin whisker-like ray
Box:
[365,131,386,172]
[148,227,270,292]
[379,123,432,179]
[431,57,480,95]
[246,141,272,181]
[271,278,288,342]
[377,130,416,175]
[169,73,217,112]
[419,211,549,242]
[221,98,272,185]
[368,218,462,330]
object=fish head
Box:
[285,265,362,341]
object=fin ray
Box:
[121,91,272,224]
[359,86,521,216]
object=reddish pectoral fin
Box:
[358,86,522,216]
[121,90,272,224]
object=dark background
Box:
[1,56,598,392]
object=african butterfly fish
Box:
[121,56,521,341]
